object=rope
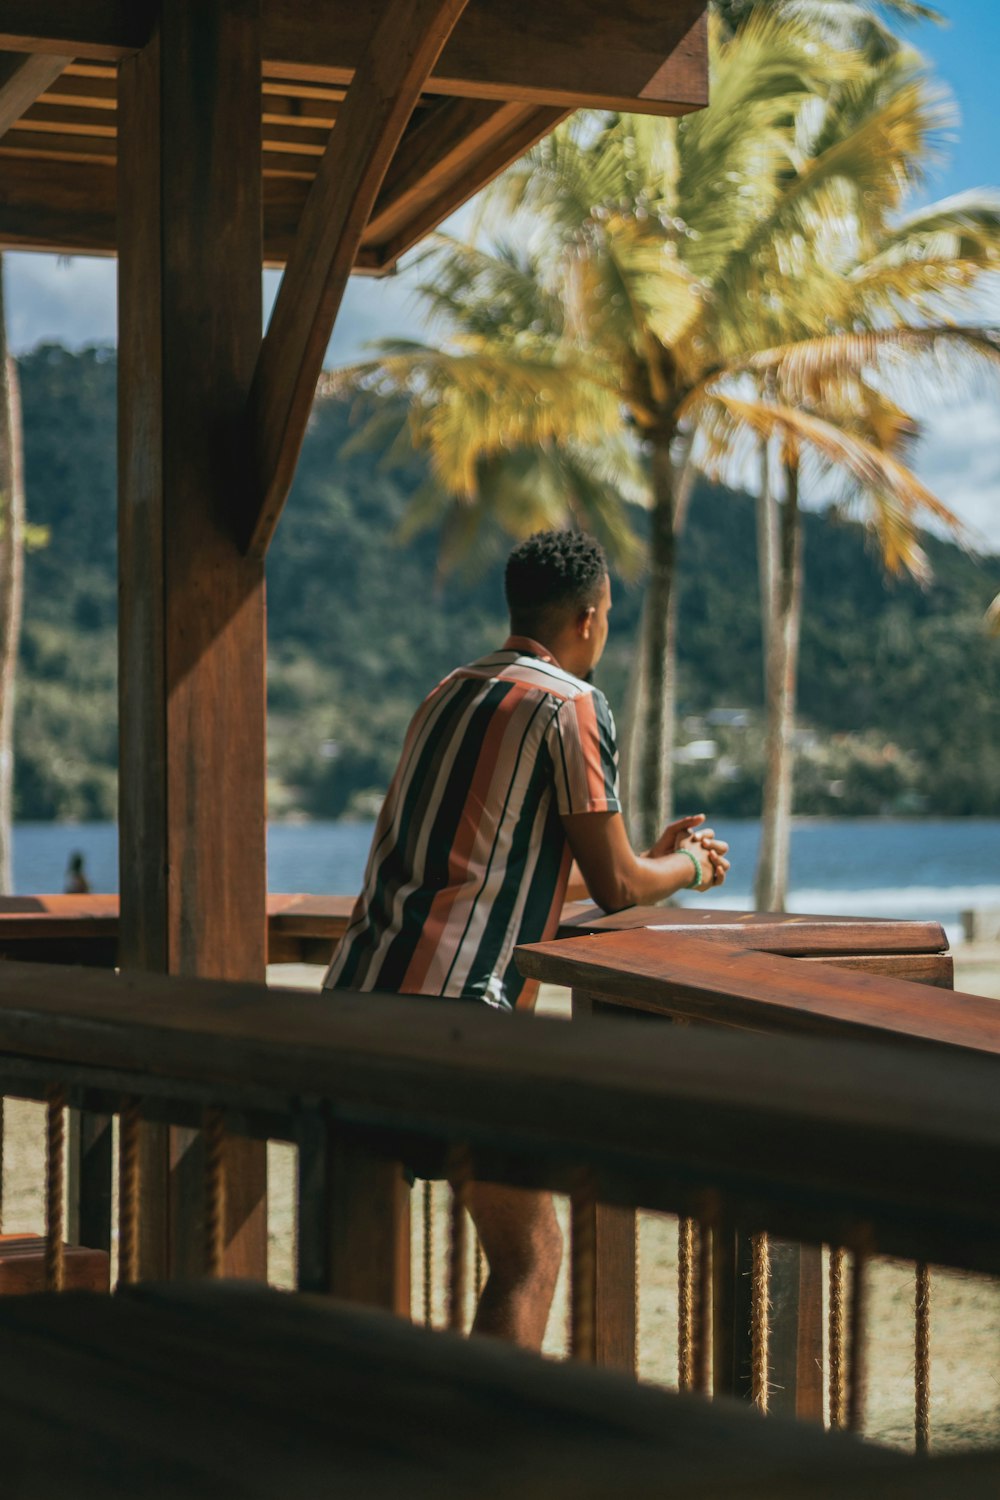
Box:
[915,1262,931,1454]
[570,1169,597,1362]
[678,1216,695,1390]
[828,1246,846,1428]
[447,1145,472,1333]
[203,1107,226,1278]
[847,1248,869,1434]
[422,1177,434,1327]
[44,1083,67,1293]
[693,1217,711,1395]
[118,1096,141,1286]
[750,1231,771,1413]
[634,1209,641,1379]
[474,1233,484,1302]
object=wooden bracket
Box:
[0,51,71,136]
[241,0,472,558]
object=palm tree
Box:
[686,44,1000,908]
[326,11,998,858]
[0,256,25,893]
[327,10,856,844]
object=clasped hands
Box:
[647,813,730,890]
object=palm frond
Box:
[707,392,966,565]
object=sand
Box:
[0,943,995,1454]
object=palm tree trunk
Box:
[0,256,24,895]
[754,453,802,912]
[637,431,686,848]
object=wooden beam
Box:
[242,0,472,558]
[117,0,268,1279]
[2,1,709,115]
[365,100,565,269]
[0,51,72,136]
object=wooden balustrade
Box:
[0,903,994,1461]
[516,917,997,1439]
[0,893,354,967]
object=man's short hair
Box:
[505,530,608,635]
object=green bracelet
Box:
[678,848,703,890]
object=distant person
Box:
[64,851,90,895]
[324,529,730,1350]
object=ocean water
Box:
[15,816,1000,946]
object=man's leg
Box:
[463,1181,562,1350]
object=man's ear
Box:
[578,605,596,639]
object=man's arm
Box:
[561,810,728,912]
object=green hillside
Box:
[16,343,1000,820]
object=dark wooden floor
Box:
[0,1282,994,1498]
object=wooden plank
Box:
[0,51,72,135]
[365,100,566,268]
[517,931,991,1054]
[801,953,954,988]
[6,1,709,115]
[0,960,997,1271]
[243,0,472,558]
[117,0,268,1279]
[559,903,949,955]
[0,1281,935,1498]
[766,1241,825,1422]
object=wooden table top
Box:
[518,928,996,1056]
[0,1281,987,1500]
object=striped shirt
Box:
[323,636,621,1011]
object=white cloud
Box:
[7,253,117,350]
[912,396,1000,553]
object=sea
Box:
[17,816,1000,947]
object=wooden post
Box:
[297,1114,410,1316]
[768,1241,825,1421]
[117,0,268,1279]
[572,992,640,1372]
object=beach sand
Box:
[0,942,996,1453]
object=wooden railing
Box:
[0,896,995,1457]
[0,894,354,967]
[516,914,998,1442]
[0,950,995,1462]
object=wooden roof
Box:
[0,3,707,271]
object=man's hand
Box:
[677,827,730,889]
[644,813,707,859]
[562,809,731,910]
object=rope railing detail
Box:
[118,1096,141,1286]
[828,1246,846,1428]
[846,1247,869,1434]
[44,1083,67,1293]
[203,1107,226,1279]
[678,1216,695,1390]
[422,1178,434,1327]
[750,1231,770,1413]
[915,1261,931,1453]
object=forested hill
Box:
[17,343,1000,820]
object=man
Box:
[324,530,729,1347]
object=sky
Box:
[6,0,1000,548]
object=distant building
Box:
[705,708,752,730]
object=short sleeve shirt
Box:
[323,636,621,1010]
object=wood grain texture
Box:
[0,1235,109,1293]
[0,959,997,1270]
[0,1281,938,1498]
[0,51,72,136]
[117,0,268,1277]
[244,0,472,557]
[5,1,709,113]
[517,931,991,1054]
[559,904,949,954]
